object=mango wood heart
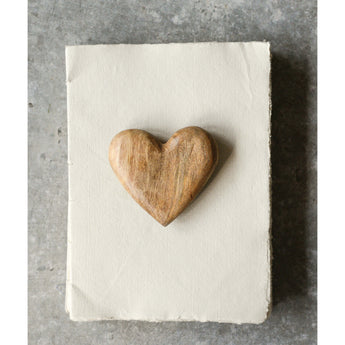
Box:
[109,126,218,226]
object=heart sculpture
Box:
[109,126,218,226]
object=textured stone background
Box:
[28,0,317,344]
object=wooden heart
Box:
[109,126,218,226]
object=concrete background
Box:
[28,1,317,344]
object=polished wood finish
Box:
[109,126,218,226]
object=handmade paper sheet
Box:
[66,42,271,323]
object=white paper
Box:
[65,42,271,323]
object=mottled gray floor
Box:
[28,1,317,344]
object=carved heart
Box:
[109,126,218,226]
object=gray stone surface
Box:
[28,0,317,344]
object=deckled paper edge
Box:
[65,46,72,315]
[64,41,272,323]
[265,43,273,322]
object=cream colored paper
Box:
[65,42,271,323]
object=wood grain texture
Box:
[109,126,218,226]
